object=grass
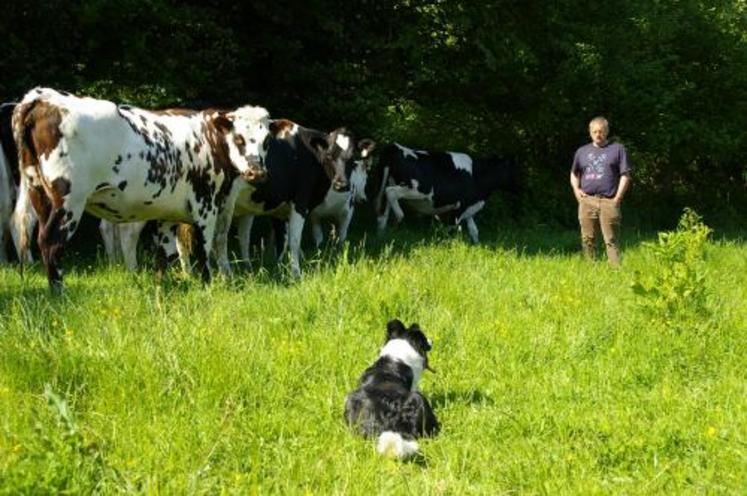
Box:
[0,223,745,494]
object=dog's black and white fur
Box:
[344,319,439,459]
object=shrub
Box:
[631,208,713,331]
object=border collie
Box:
[344,319,439,459]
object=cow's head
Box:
[214,105,271,183]
[347,138,376,203]
[306,127,357,191]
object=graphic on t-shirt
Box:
[584,152,607,180]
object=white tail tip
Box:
[377,431,419,459]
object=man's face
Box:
[589,122,609,146]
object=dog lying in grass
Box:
[344,319,439,459]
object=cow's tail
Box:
[12,98,40,175]
[11,174,36,265]
[376,431,419,459]
[9,99,41,269]
[176,223,194,259]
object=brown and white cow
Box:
[13,87,271,290]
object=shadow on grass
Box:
[6,208,744,293]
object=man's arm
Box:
[613,174,631,204]
[570,170,585,201]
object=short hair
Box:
[589,116,609,130]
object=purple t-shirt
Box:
[571,141,632,198]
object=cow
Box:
[373,143,520,243]
[0,103,13,263]
[307,152,371,248]
[1,102,35,264]
[97,121,375,277]
[98,219,146,270]
[13,87,272,291]
[222,120,375,277]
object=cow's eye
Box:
[249,138,256,144]
[234,136,245,146]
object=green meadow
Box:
[1,216,745,494]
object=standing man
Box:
[570,116,632,266]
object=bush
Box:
[631,208,713,332]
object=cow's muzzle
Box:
[332,175,348,191]
[242,163,267,184]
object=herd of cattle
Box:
[0,88,520,291]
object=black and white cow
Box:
[13,87,272,290]
[1,102,35,264]
[223,119,375,277]
[0,103,14,263]
[374,143,520,243]
[307,151,371,248]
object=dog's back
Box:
[344,319,439,459]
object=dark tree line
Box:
[2,0,745,227]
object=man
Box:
[570,116,632,266]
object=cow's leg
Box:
[374,165,390,217]
[377,201,391,234]
[153,221,179,279]
[236,214,254,264]
[272,218,289,261]
[192,219,215,284]
[99,220,118,264]
[0,228,8,264]
[39,184,86,292]
[0,215,8,263]
[213,200,239,278]
[456,201,485,244]
[28,185,50,262]
[119,221,146,271]
[465,218,479,243]
[337,205,354,244]
[287,208,305,278]
[385,186,406,223]
[310,213,324,249]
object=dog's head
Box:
[381,319,436,380]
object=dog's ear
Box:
[408,323,432,351]
[386,319,406,341]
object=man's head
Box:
[588,116,609,147]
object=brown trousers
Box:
[578,196,622,266]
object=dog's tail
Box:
[377,431,419,459]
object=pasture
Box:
[1,218,745,494]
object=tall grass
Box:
[0,222,745,494]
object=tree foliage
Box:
[1,0,745,225]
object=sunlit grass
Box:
[0,229,745,494]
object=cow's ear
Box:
[269,119,294,138]
[214,112,233,133]
[298,129,331,162]
[386,319,406,341]
[310,136,330,160]
[357,139,376,159]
